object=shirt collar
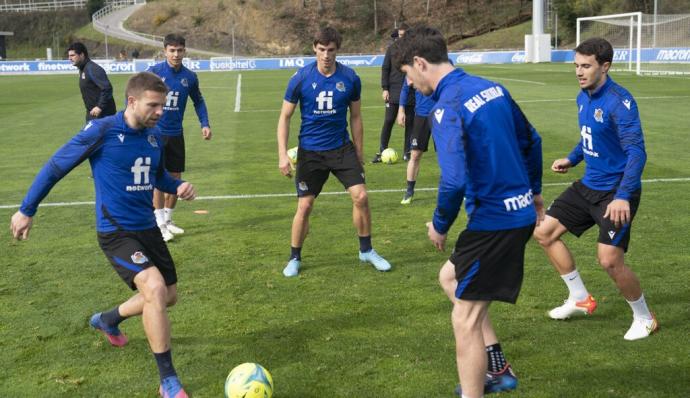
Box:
[431,67,466,102]
[584,76,613,99]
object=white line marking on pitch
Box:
[234,74,242,112]
[1,178,688,210]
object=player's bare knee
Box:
[533,226,555,247]
[352,191,369,208]
[297,199,314,215]
[597,255,622,272]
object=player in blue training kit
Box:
[149,34,212,242]
[277,27,392,277]
[397,77,436,204]
[533,38,657,341]
[392,27,543,398]
[10,73,195,398]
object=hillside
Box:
[124,0,532,56]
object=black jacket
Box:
[78,59,116,119]
[380,43,405,104]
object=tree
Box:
[87,0,106,19]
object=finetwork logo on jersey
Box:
[314,91,336,115]
[165,91,180,110]
[127,157,153,192]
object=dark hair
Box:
[67,42,88,58]
[575,37,613,65]
[125,72,168,99]
[164,33,186,48]
[391,25,449,70]
[313,26,342,49]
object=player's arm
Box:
[277,100,297,177]
[397,80,409,126]
[604,98,647,227]
[190,76,211,140]
[11,123,106,240]
[86,63,114,115]
[429,109,467,250]
[381,49,391,101]
[349,100,364,163]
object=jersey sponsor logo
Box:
[118,133,125,143]
[623,99,631,110]
[580,125,599,157]
[181,78,189,87]
[298,181,308,191]
[594,108,604,123]
[608,230,616,239]
[165,90,180,109]
[463,85,504,113]
[314,90,336,115]
[434,108,444,124]
[131,251,149,264]
[503,189,534,212]
[148,135,158,148]
[127,157,153,192]
[336,81,345,92]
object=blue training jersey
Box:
[431,68,543,233]
[20,112,182,232]
[148,61,210,136]
[567,77,646,200]
[400,80,435,117]
[284,61,361,151]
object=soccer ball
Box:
[287,146,298,165]
[381,148,399,164]
[225,362,274,398]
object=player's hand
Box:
[426,221,447,251]
[177,182,196,200]
[551,158,572,173]
[396,111,405,127]
[382,90,389,102]
[201,127,212,140]
[279,155,293,178]
[603,199,630,228]
[10,211,33,240]
[534,193,545,227]
[89,106,102,117]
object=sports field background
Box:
[1,64,689,397]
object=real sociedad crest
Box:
[336,81,346,92]
[131,251,149,264]
[181,78,189,87]
[298,181,308,191]
[594,108,604,123]
[148,135,158,147]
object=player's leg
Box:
[163,136,186,235]
[401,116,429,204]
[373,102,398,163]
[331,143,391,271]
[452,298,490,398]
[533,185,597,319]
[284,148,329,277]
[403,105,414,160]
[133,267,188,397]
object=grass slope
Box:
[1,64,689,397]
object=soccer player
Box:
[373,23,413,163]
[392,26,543,398]
[397,77,435,204]
[148,33,212,241]
[533,38,657,341]
[67,42,117,122]
[10,72,194,398]
[277,26,392,277]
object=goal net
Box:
[577,12,690,75]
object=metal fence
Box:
[0,0,86,12]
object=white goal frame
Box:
[577,12,642,75]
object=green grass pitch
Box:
[1,64,689,397]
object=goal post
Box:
[577,12,642,75]
[577,12,690,75]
